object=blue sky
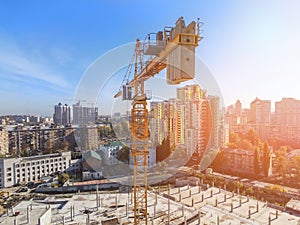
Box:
[0,1,300,116]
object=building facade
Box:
[100,141,124,165]
[0,127,9,155]
[72,102,98,125]
[53,103,71,125]
[0,151,71,188]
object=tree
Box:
[156,136,171,162]
[274,146,288,177]
[253,147,260,175]
[227,132,240,148]
[262,142,271,176]
[238,139,253,150]
[117,146,130,164]
[247,129,259,146]
[63,141,70,151]
[58,173,69,186]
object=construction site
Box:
[1,16,299,225]
[0,182,299,225]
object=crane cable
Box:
[117,52,135,94]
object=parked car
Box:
[16,187,28,193]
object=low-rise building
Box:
[0,151,71,188]
[100,141,124,165]
[212,148,256,177]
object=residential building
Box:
[53,102,71,125]
[0,127,9,155]
[249,97,271,124]
[274,98,300,145]
[0,151,71,188]
[216,148,255,176]
[248,98,271,140]
[150,101,167,147]
[208,95,220,148]
[81,150,102,180]
[150,84,221,162]
[100,141,124,165]
[7,126,76,156]
[74,126,99,150]
[72,102,98,125]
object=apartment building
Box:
[100,141,124,165]
[0,127,9,155]
[0,151,71,188]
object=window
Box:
[7,178,11,182]
[6,168,11,172]
[27,163,30,166]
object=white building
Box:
[0,151,71,188]
[100,141,124,165]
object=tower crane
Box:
[114,17,202,224]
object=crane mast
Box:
[115,17,202,224]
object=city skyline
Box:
[1,1,300,115]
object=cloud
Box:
[0,52,70,88]
[50,47,72,66]
[0,30,72,90]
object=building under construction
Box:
[1,182,299,225]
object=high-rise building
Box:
[249,97,271,124]
[275,98,300,127]
[72,102,98,125]
[235,100,242,117]
[0,127,9,155]
[249,97,271,140]
[53,103,71,126]
[274,98,300,145]
[208,95,220,148]
[150,84,221,163]
[150,101,167,147]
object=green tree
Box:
[262,142,271,176]
[227,132,240,148]
[274,146,288,177]
[58,173,69,186]
[156,136,171,162]
[117,146,130,164]
[254,147,260,175]
[247,129,259,146]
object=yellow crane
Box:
[114,17,202,224]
